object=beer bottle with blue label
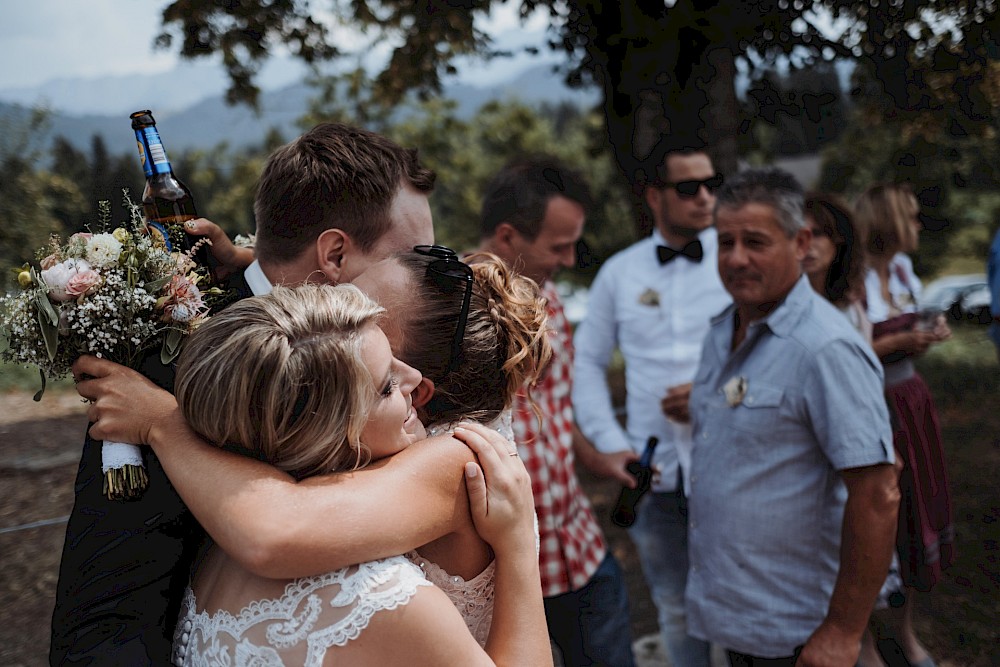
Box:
[130,109,215,278]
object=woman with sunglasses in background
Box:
[76,247,554,664]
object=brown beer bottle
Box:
[130,109,215,279]
[610,436,659,527]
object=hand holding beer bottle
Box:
[611,436,659,528]
[130,110,218,281]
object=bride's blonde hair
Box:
[175,284,384,479]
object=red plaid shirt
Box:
[511,283,607,597]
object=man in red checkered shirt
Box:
[475,157,636,667]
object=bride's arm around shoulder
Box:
[336,422,552,667]
[73,355,478,578]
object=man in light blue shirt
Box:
[687,168,900,666]
[573,139,730,667]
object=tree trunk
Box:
[698,47,739,176]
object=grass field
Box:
[908,323,1000,666]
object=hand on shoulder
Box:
[453,422,536,557]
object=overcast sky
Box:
[0,0,552,92]
[0,1,179,89]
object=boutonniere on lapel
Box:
[723,376,748,407]
[638,288,660,307]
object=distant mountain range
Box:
[0,60,599,161]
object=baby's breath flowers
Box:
[0,195,221,500]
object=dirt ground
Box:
[1,391,89,667]
[0,388,658,666]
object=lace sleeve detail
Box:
[426,409,515,442]
[173,556,431,667]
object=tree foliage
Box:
[1,100,630,289]
[155,0,1000,241]
[815,3,1000,277]
[742,63,848,161]
[820,63,1000,277]
[0,110,81,290]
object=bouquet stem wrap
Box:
[101,441,149,500]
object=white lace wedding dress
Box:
[171,556,431,666]
[173,412,523,663]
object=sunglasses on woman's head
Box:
[659,174,725,198]
[413,245,473,376]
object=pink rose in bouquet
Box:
[65,269,103,299]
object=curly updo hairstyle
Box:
[393,250,551,426]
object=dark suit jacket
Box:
[49,271,253,666]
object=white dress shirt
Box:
[244,259,273,296]
[572,227,731,492]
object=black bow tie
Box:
[657,239,703,265]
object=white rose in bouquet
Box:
[41,258,94,302]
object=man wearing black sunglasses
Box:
[572,139,731,667]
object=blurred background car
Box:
[958,283,992,324]
[921,273,990,323]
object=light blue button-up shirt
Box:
[686,276,894,657]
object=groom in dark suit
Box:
[49,122,436,665]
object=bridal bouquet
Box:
[0,196,219,500]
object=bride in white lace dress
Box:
[165,283,549,666]
[77,249,552,664]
